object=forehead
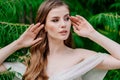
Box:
[47,6,69,18]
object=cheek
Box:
[67,20,71,26]
[45,23,57,33]
[67,21,71,29]
[48,26,56,32]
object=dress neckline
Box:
[48,53,103,79]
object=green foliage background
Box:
[0,0,120,80]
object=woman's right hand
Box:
[16,23,44,48]
[0,23,44,65]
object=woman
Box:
[0,0,120,80]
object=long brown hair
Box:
[23,0,73,80]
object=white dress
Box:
[3,53,108,80]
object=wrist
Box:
[13,40,24,50]
[87,30,99,40]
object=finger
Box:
[30,23,41,32]
[71,21,79,26]
[70,16,79,23]
[32,38,42,45]
[72,22,79,30]
[27,24,34,31]
[73,26,79,34]
[75,16,84,24]
[70,16,81,25]
[34,24,44,34]
[72,20,80,26]
[73,25,77,31]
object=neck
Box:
[48,37,67,55]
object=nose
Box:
[60,19,66,28]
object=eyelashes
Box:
[52,19,59,22]
[51,17,70,22]
[65,17,70,21]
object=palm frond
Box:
[0,71,15,80]
[0,67,23,80]
[0,22,29,62]
[89,13,119,36]
[86,0,115,14]
[104,69,120,80]
[110,2,120,13]
[83,13,120,52]
[0,0,44,23]
[65,0,92,19]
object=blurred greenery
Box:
[0,0,120,79]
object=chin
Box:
[59,36,69,40]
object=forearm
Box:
[88,31,120,60]
[0,40,22,65]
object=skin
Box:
[45,6,71,55]
[45,6,71,40]
[0,5,120,77]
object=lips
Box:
[59,30,68,35]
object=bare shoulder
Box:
[70,48,120,70]
[72,48,97,59]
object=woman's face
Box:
[45,6,71,40]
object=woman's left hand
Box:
[70,15,95,37]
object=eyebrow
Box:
[52,14,70,18]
